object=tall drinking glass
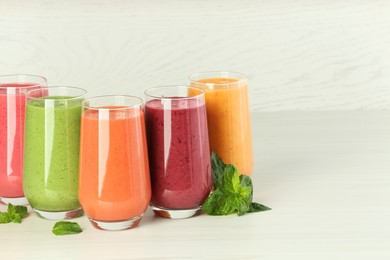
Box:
[0,74,47,205]
[79,95,151,231]
[23,86,86,219]
[189,72,253,175]
[145,86,212,219]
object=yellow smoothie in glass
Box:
[190,73,253,175]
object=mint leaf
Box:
[10,213,22,223]
[52,221,82,235]
[7,203,16,216]
[239,174,253,194]
[203,152,271,216]
[211,151,225,189]
[248,202,271,213]
[220,164,241,194]
[6,204,23,223]
[236,192,252,216]
[202,189,235,215]
[0,212,10,224]
[14,205,28,218]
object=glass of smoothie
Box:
[79,95,151,231]
[23,86,86,220]
[145,86,212,219]
[0,74,47,205]
[189,72,253,176]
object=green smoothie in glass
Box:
[23,87,86,220]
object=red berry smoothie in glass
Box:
[145,87,212,218]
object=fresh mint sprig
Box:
[0,203,28,224]
[202,152,271,216]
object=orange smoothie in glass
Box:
[79,106,151,224]
[190,72,253,175]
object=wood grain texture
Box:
[1,0,390,111]
[1,111,390,259]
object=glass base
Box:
[152,206,201,219]
[89,215,143,231]
[0,196,29,206]
[33,207,83,220]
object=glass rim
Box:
[188,71,247,85]
[0,74,47,90]
[82,95,144,110]
[144,85,205,100]
[26,86,87,101]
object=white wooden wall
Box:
[1,0,390,111]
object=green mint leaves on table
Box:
[0,204,28,224]
[202,152,271,216]
[0,212,10,223]
[52,221,82,236]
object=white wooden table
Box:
[1,112,390,259]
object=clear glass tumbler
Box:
[23,86,86,219]
[0,74,47,205]
[79,95,151,231]
[145,86,212,219]
[189,71,254,176]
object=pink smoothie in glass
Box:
[145,98,212,209]
[0,83,41,198]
